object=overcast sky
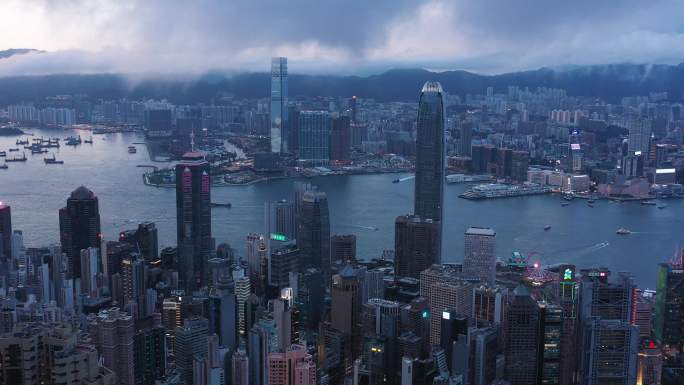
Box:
[1,0,684,77]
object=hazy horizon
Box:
[1,0,684,77]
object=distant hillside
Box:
[0,48,43,60]
[0,63,683,105]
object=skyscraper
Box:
[459,121,473,157]
[578,270,639,385]
[298,111,330,166]
[271,57,288,154]
[330,115,351,162]
[175,150,213,292]
[394,215,440,279]
[331,234,356,264]
[268,344,317,385]
[59,186,101,279]
[462,227,496,285]
[297,190,330,276]
[0,202,10,259]
[265,200,296,240]
[175,317,210,385]
[90,308,135,385]
[558,264,578,385]
[627,117,652,156]
[504,285,541,385]
[208,276,238,351]
[414,81,445,226]
[654,255,684,353]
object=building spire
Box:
[190,129,195,152]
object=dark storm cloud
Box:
[1,0,684,76]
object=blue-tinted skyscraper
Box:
[298,111,330,166]
[271,57,288,154]
[414,82,445,223]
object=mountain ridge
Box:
[0,62,683,104]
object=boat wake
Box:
[549,241,610,260]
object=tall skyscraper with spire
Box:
[59,186,101,279]
[271,57,289,154]
[175,140,213,292]
[414,81,445,225]
[394,82,445,278]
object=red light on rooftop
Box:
[648,340,656,349]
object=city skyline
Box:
[0,17,683,381]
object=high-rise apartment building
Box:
[0,323,115,384]
[271,57,289,154]
[59,186,101,279]
[175,150,213,292]
[268,344,317,385]
[462,227,496,285]
[89,308,135,385]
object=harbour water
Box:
[1,129,682,288]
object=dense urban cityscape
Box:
[2,2,684,383]
[0,54,683,385]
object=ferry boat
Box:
[561,202,569,206]
[84,137,93,144]
[460,183,551,200]
[641,200,657,206]
[128,146,137,154]
[544,225,552,231]
[616,228,631,235]
[16,138,29,145]
[392,178,400,183]
[44,154,64,164]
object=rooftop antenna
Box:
[190,129,195,152]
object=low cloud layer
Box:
[1,0,684,77]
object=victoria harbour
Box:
[1,128,678,288]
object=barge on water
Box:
[460,183,551,200]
